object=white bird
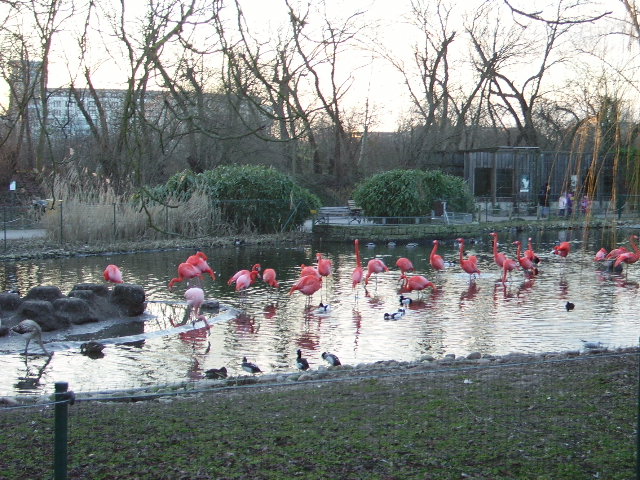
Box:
[241,356,261,374]
[399,295,413,307]
[384,308,406,320]
[11,319,49,355]
[321,351,341,366]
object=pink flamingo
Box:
[456,238,481,280]
[365,258,389,285]
[429,240,445,271]
[289,275,323,303]
[501,256,519,284]
[513,240,537,276]
[524,237,541,265]
[235,270,260,294]
[184,287,207,327]
[594,247,608,262]
[351,239,364,290]
[614,250,639,276]
[262,268,279,288]
[186,251,216,280]
[228,264,261,286]
[316,253,333,278]
[400,274,435,296]
[395,257,414,274]
[553,241,571,258]
[169,262,202,289]
[104,264,123,283]
[489,232,506,268]
[300,264,321,278]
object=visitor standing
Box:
[558,192,567,217]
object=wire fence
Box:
[1,350,637,479]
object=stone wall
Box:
[312,223,483,242]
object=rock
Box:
[0,292,22,311]
[71,283,111,297]
[53,297,99,325]
[24,286,63,303]
[466,352,482,360]
[16,300,68,331]
[201,300,220,311]
[0,325,8,336]
[110,284,146,316]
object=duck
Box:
[384,308,405,320]
[406,242,419,248]
[387,241,396,247]
[11,319,49,355]
[365,242,376,248]
[296,349,310,370]
[204,367,228,379]
[399,295,413,306]
[321,351,341,366]
[565,301,575,311]
[241,356,262,374]
[80,341,105,356]
[315,302,331,314]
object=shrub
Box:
[141,165,321,233]
[352,169,475,216]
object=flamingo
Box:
[235,270,260,294]
[430,240,445,271]
[300,264,321,279]
[296,349,310,370]
[186,251,216,280]
[365,258,389,285]
[241,357,262,374]
[104,264,123,284]
[351,239,364,290]
[400,274,435,296]
[395,257,414,274]
[289,275,323,299]
[524,238,541,265]
[513,240,537,276]
[594,247,608,262]
[553,241,571,258]
[501,256,519,284]
[262,268,279,288]
[456,238,481,280]
[489,232,506,268]
[184,287,206,326]
[168,262,202,289]
[614,250,640,273]
[11,319,49,355]
[316,253,333,278]
[321,351,341,366]
[228,264,261,286]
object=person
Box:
[616,193,626,220]
[566,192,574,216]
[558,192,567,217]
[581,195,590,215]
[538,183,550,218]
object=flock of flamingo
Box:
[8,232,638,371]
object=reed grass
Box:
[39,170,234,242]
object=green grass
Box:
[1,352,637,479]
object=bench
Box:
[347,200,363,216]
[315,205,362,224]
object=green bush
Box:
[352,169,474,216]
[141,165,321,233]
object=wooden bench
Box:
[347,200,363,216]
[315,205,362,224]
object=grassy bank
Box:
[2,350,637,479]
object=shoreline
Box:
[3,344,635,406]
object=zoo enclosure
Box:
[1,351,638,479]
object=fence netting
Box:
[1,350,637,479]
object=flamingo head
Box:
[252,263,262,272]
[195,251,208,260]
[433,240,439,245]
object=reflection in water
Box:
[1,228,640,396]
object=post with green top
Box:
[54,381,70,480]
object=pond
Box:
[1,227,638,397]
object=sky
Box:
[1,0,635,132]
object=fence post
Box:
[54,381,70,480]
[59,202,64,244]
[113,202,117,241]
[3,206,6,251]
